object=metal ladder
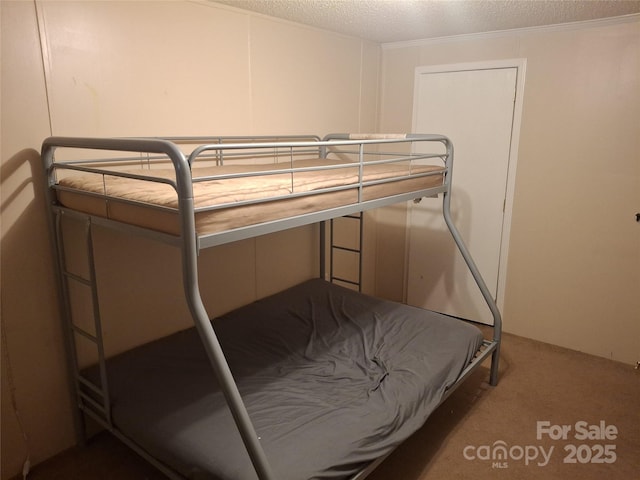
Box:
[329,213,364,292]
[54,212,111,436]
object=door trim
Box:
[405,58,526,317]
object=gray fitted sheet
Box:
[95,279,483,479]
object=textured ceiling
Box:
[213,0,640,43]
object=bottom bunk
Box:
[84,279,490,480]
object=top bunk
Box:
[41,133,451,249]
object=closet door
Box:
[407,64,520,324]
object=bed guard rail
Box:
[42,136,276,478]
[43,135,451,247]
[42,133,501,480]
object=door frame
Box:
[405,58,527,316]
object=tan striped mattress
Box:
[56,159,445,236]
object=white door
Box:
[407,64,520,324]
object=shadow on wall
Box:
[1,147,75,474]
[2,149,39,218]
[1,147,61,330]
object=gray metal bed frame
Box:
[41,133,502,480]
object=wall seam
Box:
[34,0,54,136]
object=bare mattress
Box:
[89,279,483,479]
[56,159,445,236]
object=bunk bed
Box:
[41,133,502,480]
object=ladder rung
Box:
[77,374,105,397]
[329,212,363,292]
[332,245,361,254]
[331,276,360,287]
[72,325,98,343]
[63,270,92,286]
[78,390,107,415]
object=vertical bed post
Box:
[319,221,326,280]
[439,139,502,386]
[170,145,276,480]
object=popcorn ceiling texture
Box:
[214,0,640,43]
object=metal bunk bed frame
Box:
[41,133,502,480]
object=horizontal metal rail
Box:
[76,375,105,397]
[332,245,361,254]
[50,142,446,233]
[71,325,98,342]
[193,171,444,214]
[78,391,108,416]
[331,276,360,287]
[198,185,448,249]
[63,270,92,286]
[53,163,179,189]
[191,157,444,183]
[160,134,322,144]
[52,185,179,214]
[56,155,171,167]
[187,135,449,163]
[52,206,184,246]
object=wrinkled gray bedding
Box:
[96,279,483,479]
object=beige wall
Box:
[377,18,640,364]
[0,1,379,477]
[3,1,638,477]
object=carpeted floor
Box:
[16,331,640,480]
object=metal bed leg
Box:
[442,194,502,385]
[440,141,502,386]
[186,303,275,479]
[319,221,326,280]
[490,344,501,386]
[179,199,275,480]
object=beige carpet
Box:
[17,331,640,480]
[369,330,640,480]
